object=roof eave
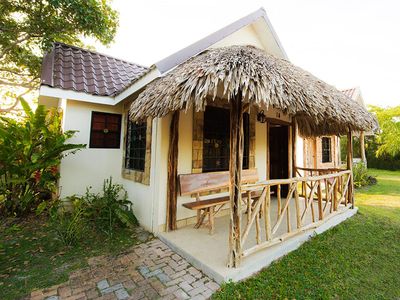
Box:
[39,85,115,105]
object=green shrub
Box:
[49,198,85,246]
[82,177,138,237]
[353,162,377,188]
[0,98,85,216]
[50,177,138,243]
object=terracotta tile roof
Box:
[41,42,149,97]
[341,87,357,99]
[341,87,365,107]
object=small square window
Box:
[125,121,147,172]
[322,137,332,163]
[89,112,122,148]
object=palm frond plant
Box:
[0,98,85,216]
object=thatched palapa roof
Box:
[130,45,377,137]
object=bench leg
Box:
[209,207,215,235]
[194,209,207,229]
[197,209,201,225]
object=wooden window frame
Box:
[321,136,332,163]
[89,111,122,149]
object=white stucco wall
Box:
[59,100,124,198]
[212,24,264,50]
[296,136,304,168]
[120,116,158,231]
[58,99,156,231]
[255,121,267,181]
[154,114,171,230]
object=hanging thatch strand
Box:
[130,45,377,137]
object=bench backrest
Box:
[179,169,259,196]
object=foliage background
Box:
[0,0,118,112]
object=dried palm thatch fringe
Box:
[130,45,378,137]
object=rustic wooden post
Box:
[266,121,270,180]
[360,131,367,166]
[317,180,323,220]
[265,185,272,240]
[277,184,281,217]
[166,111,180,231]
[228,94,243,268]
[347,130,354,208]
[294,187,301,228]
[292,119,297,177]
[333,178,338,211]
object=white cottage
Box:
[39,8,292,232]
[39,8,376,282]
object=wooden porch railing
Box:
[295,166,346,199]
[240,169,353,258]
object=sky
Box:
[94,0,400,107]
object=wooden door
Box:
[269,124,289,195]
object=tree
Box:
[0,0,119,112]
[369,105,400,157]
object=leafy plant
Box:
[82,178,138,238]
[353,162,377,188]
[0,98,85,216]
[49,198,85,246]
[48,178,137,244]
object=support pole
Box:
[266,121,270,180]
[292,119,297,177]
[347,130,354,208]
[166,111,180,231]
[360,131,366,166]
[228,94,243,268]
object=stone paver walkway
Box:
[28,238,219,300]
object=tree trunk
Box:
[360,131,366,166]
[166,111,180,231]
[228,94,243,268]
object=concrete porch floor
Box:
[158,197,358,284]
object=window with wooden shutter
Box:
[89,112,122,149]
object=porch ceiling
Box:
[129,45,377,137]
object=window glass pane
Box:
[202,106,250,172]
[322,137,332,163]
[125,121,147,172]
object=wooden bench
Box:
[179,169,261,234]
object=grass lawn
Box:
[0,217,145,300]
[214,168,400,299]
